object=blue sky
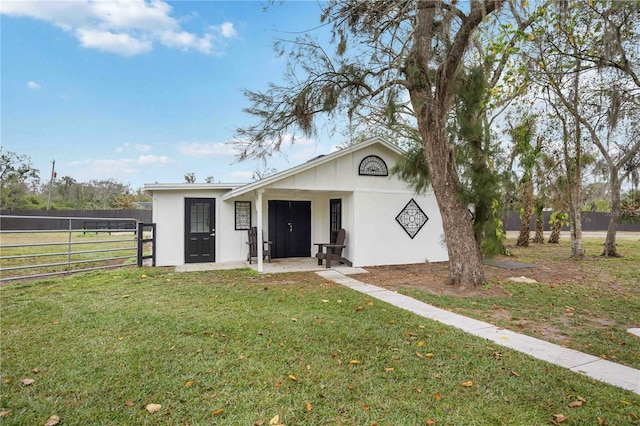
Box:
[1,1,342,190]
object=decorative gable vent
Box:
[359,155,388,176]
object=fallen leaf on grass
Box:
[185,380,195,387]
[426,353,434,358]
[255,421,265,426]
[511,371,520,377]
[426,419,437,425]
[3,378,11,383]
[349,360,360,365]
[270,414,285,425]
[362,404,370,411]
[417,341,425,347]
[21,378,34,386]
[354,306,364,312]
[212,408,224,415]
[620,400,631,405]
[124,400,134,407]
[306,402,312,411]
[0,410,11,417]
[597,417,608,425]
[550,414,568,424]
[44,415,60,426]
[32,368,40,374]
[145,403,162,414]
[274,381,282,387]
[568,400,584,408]
[366,301,374,306]
[288,375,297,381]
[461,380,473,387]
[434,393,442,400]
[322,300,329,303]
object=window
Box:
[235,201,252,230]
[330,199,342,243]
[359,155,388,176]
[190,202,210,233]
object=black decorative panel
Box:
[235,201,251,230]
[395,199,429,239]
[359,155,388,176]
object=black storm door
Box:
[268,200,311,258]
[185,198,215,263]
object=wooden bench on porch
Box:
[314,228,352,268]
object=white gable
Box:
[222,137,408,199]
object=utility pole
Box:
[46,160,56,210]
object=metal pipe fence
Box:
[0,215,155,283]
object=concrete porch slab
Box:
[176,257,368,275]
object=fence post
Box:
[137,222,143,267]
[67,218,72,271]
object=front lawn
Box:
[1,268,638,425]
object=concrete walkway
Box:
[316,269,640,395]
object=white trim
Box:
[144,183,242,192]
[221,137,404,201]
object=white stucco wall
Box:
[152,189,251,267]
[351,190,447,266]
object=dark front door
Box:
[268,200,311,258]
[185,198,215,263]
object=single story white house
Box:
[144,137,448,271]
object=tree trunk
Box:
[548,210,564,244]
[602,170,621,257]
[533,211,545,244]
[517,179,533,246]
[568,60,585,258]
[404,2,499,287]
[419,118,486,287]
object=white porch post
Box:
[256,189,264,273]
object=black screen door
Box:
[185,198,215,263]
[330,198,342,243]
[268,200,311,258]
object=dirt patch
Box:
[352,254,617,298]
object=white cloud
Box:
[27,81,42,89]
[115,143,129,153]
[67,155,174,176]
[1,0,237,56]
[177,141,238,157]
[219,22,238,39]
[76,28,152,56]
[138,154,172,164]
[116,142,152,153]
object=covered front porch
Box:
[175,256,368,275]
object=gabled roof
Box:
[221,137,404,201]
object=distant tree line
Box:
[0,149,151,211]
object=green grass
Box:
[397,237,640,370]
[1,268,639,425]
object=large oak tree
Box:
[236,0,516,287]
